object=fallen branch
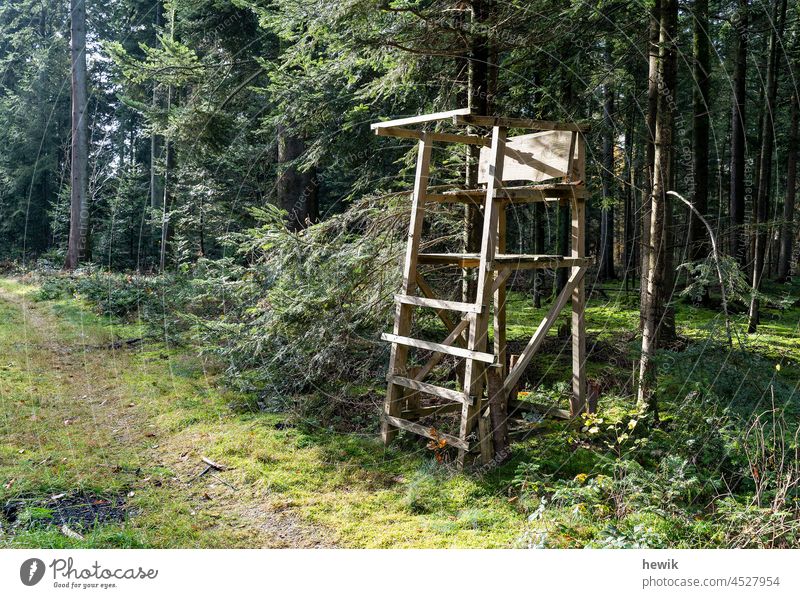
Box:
[667,191,733,347]
[201,456,228,471]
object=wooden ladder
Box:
[377,115,589,468]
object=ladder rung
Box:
[417,253,591,270]
[390,375,470,404]
[395,294,482,313]
[426,184,588,204]
[382,414,469,451]
[381,333,495,363]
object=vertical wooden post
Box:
[487,364,509,461]
[493,204,507,378]
[458,125,506,467]
[570,188,586,417]
[382,135,432,445]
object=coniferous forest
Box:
[0,0,799,551]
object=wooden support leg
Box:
[487,364,509,462]
[457,125,507,468]
[383,135,432,445]
[570,197,586,416]
[493,208,507,378]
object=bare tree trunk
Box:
[638,0,677,417]
[688,0,710,301]
[747,0,787,332]
[159,83,172,273]
[640,0,660,325]
[276,126,319,231]
[778,93,797,281]
[623,101,636,291]
[729,0,748,267]
[600,49,615,280]
[150,0,163,212]
[65,0,88,270]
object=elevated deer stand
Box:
[374,108,590,468]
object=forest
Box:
[0,0,799,549]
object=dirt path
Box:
[0,280,334,548]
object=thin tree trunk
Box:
[729,0,748,267]
[747,0,787,332]
[640,0,660,326]
[638,0,677,416]
[150,0,163,212]
[623,102,636,291]
[600,48,615,280]
[688,0,710,299]
[778,93,797,281]
[65,0,88,270]
[276,126,319,231]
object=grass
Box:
[1,274,798,548]
[0,277,526,547]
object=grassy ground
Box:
[1,275,798,548]
[0,278,526,547]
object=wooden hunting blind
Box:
[372,108,590,467]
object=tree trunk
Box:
[729,0,748,267]
[150,1,163,211]
[640,0,660,326]
[747,0,786,332]
[688,0,710,283]
[778,93,797,281]
[64,0,88,270]
[623,101,636,291]
[638,0,677,416]
[600,52,615,280]
[276,127,319,232]
[159,83,172,273]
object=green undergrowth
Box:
[2,272,799,548]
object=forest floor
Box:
[1,275,798,548]
[0,277,527,547]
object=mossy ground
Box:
[1,276,798,548]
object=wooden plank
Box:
[455,114,589,132]
[502,266,587,395]
[478,414,494,465]
[371,108,472,130]
[458,125,507,468]
[374,126,489,146]
[381,333,495,363]
[571,197,587,416]
[477,130,580,184]
[487,365,509,458]
[390,376,469,404]
[395,294,482,314]
[418,252,591,270]
[494,203,507,375]
[491,268,511,294]
[382,415,469,451]
[382,135,432,445]
[427,183,588,203]
[413,317,470,382]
